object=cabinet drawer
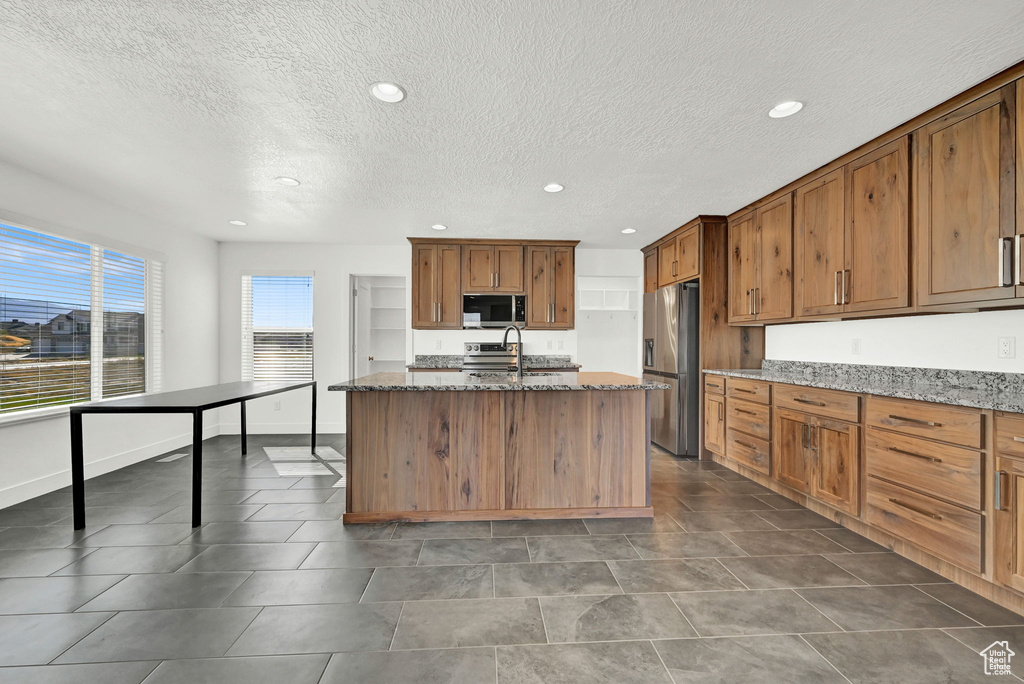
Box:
[865,477,982,574]
[726,429,770,475]
[866,396,983,449]
[774,384,860,422]
[996,412,1024,458]
[725,377,771,404]
[866,428,983,510]
[704,375,725,395]
[726,399,770,440]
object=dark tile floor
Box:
[0,434,1022,682]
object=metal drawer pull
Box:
[1017,235,1023,286]
[707,383,722,390]
[995,471,1008,511]
[834,270,840,306]
[888,414,941,427]
[734,388,755,394]
[1013,436,1024,444]
[842,269,849,304]
[998,236,1013,287]
[888,498,942,520]
[734,439,756,450]
[718,402,723,420]
[888,446,942,463]
[794,398,826,407]
[734,408,757,416]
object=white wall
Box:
[218,242,410,434]
[766,309,1024,373]
[0,159,220,508]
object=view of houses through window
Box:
[0,223,155,414]
[241,275,314,382]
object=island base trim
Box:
[343,506,654,524]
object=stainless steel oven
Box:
[462,294,526,329]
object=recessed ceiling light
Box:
[228,220,247,226]
[275,177,301,186]
[543,183,564,193]
[431,224,447,231]
[621,228,637,234]
[768,101,803,118]
[371,82,405,103]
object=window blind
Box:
[0,222,161,414]
[241,275,314,381]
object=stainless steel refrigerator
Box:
[642,282,700,457]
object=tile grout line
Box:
[220,605,266,657]
[387,601,406,651]
[605,560,627,595]
[712,557,751,590]
[537,597,551,644]
[357,568,376,604]
[666,591,702,638]
[45,609,120,664]
[909,584,983,627]
[650,638,679,684]
[797,634,855,684]
[790,587,848,633]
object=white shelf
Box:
[371,306,405,310]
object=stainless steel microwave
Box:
[462,294,526,328]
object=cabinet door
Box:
[494,246,525,293]
[756,194,794,321]
[916,86,1016,306]
[1017,77,1024,299]
[436,245,462,328]
[994,456,1024,593]
[551,246,574,328]
[412,244,439,328]
[704,393,725,455]
[676,229,700,281]
[658,240,678,286]
[644,249,659,293]
[795,170,845,317]
[846,137,910,313]
[462,245,494,292]
[526,246,552,328]
[773,409,811,493]
[812,419,860,516]
[728,212,758,323]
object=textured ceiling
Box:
[1,1,1024,248]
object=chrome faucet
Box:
[502,325,524,380]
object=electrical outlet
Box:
[851,338,862,355]
[998,337,1016,359]
[546,340,553,350]
[557,340,564,350]
[434,339,442,350]
[273,401,281,411]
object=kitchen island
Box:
[329,371,668,523]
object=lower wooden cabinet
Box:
[773,408,860,515]
[704,393,725,455]
[994,456,1024,593]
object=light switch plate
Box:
[851,338,862,355]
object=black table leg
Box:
[311,381,317,455]
[191,409,204,528]
[71,410,86,529]
[240,400,247,456]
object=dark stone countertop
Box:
[329,371,669,392]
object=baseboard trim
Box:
[0,423,222,509]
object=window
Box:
[0,223,162,414]
[241,275,314,381]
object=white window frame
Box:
[0,220,164,425]
[240,271,315,382]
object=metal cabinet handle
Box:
[888,446,942,463]
[1014,436,1024,444]
[834,271,841,306]
[995,470,1008,511]
[794,398,827,407]
[718,402,723,421]
[734,439,756,450]
[734,388,755,395]
[1016,235,1023,286]
[887,414,941,427]
[754,287,759,315]
[707,383,722,390]
[496,272,500,288]
[888,497,942,520]
[734,408,757,416]
[998,236,1013,287]
[842,269,849,304]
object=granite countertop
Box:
[704,360,1024,413]
[329,371,670,392]
[407,354,581,370]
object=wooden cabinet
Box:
[411,243,461,328]
[795,169,846,317]
[773,408,859,515]
[658,227,700,286]
[704,392,725,455]
[915,85,1017,307]
[643,248,658,293]
[526,245,574,329]
[462,245,524,293]
[724,383,771,476]
[728,195,793,323]
[994,413,1024,592]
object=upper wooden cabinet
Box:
[915,85,1017,307]
[643,248,658,293]
[462,245,524,293]
[526,245,574,329]
[794,138,910,318]
[728,195,793,323]
[411,243,462,329]
[658,227,700,287]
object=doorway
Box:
[351,275,407,377]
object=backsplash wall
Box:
[765,309,1024,373]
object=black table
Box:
[70,380,317,529]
